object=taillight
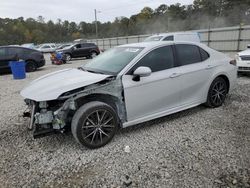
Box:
[230,60,237,66]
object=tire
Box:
[65,53,72,61]
[205,77,228,108]
[26,61,37,72]
[90,51,98,59]
[71,101,118,149]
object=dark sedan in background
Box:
[0,46,45,72]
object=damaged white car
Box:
[21,41,237,149]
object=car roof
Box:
[149,32,199,37]
[0,45,39,51]
[118,41,204,50]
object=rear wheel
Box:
[26,61,37,72]
[65,53,72,61]
[71,101,118,149]
[206,77,228,107]
[90,51,98,59]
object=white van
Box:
[144,32,201,43]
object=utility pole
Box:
[94,9,98,39]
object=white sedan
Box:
[236,45,250,72]
[37,43,56,53]
[21,41,237,148]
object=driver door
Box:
[122,45,182,122]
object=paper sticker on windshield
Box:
[125,48,140,53]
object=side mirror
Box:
[133,66,152,81]
[73,46,77,50]
[247,44,250,49]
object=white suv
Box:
[144,32,201,43]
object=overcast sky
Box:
[0,0,194,23]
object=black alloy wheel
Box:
[71,101,118,149]
[206,77,228,107]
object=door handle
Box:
[205,65,215,70]
[170,73,181,78]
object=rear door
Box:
[80,43,90,56]
[175,44,212,105]
[72,44,82,57]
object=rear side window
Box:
[176,44,201,66]
[199,47,209,61]
[7,48,31,58]
[163,35,174,41]
[129,46,174,73]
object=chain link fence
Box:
[88,25,250,52]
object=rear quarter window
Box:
[199,47,210,61]
[176,44,202,66]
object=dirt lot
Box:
[0,54,250,187]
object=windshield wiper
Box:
[78,67,104,74]
[78,67,85,71]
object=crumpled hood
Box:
[20,68,111,101]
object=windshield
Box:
[144,36,163,42]
[83,47,144,75]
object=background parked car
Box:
[144,32,201,43]
[0,46,45,72]
[57,43,100,61]
[21,43,36,49]
[236,44,250,73]
[37,43,56,53]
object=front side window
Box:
[83,47,143,75]
[163,35,174,41]
[42,45,50,49]
[0,48,6,56]
[128,46,174,74]
[75,44,81,48]
[144,36,163,42]
[7,48,23,56]
[176,44,201,66]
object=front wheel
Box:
[205,77,228,108]
[71,101,118,149]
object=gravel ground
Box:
[0,54,250,187]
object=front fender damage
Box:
[26,77,127,138]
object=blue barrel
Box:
[9,61,26,79]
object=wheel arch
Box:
[74,93,125,125]
[217,74,230,93]
[25,59,37,65]
[205,73,230,101]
